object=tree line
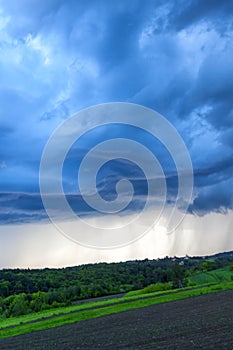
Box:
[0,252,232,317]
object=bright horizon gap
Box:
[1,210,232,269]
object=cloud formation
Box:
[0,0,232,223]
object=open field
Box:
[0,289,232,349]
[188,267,233,285]
[0,285,209,330]
[0,282,232,338]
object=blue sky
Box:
[0,0,233,267]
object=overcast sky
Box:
[0,0,232,268]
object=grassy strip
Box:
[0,282,232,339]
[125,282,216,297]
[0,283,213,330]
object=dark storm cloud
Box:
[0,0,232,222]
[0,193,46,224]
[176,46,233,127]
[0,188,149,224]
[189,177,233,216]
[194,157,233,186]
[168,0,233,32]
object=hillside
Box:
[0,251,232,318]
[0,290,232,349]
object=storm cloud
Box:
[0,0,232,223]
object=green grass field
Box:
[189,267,233,285]
[0,282,216,330]
[0,284,199,329]
[126,267,233,297]
[0,281,233,339]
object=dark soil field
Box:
[0,290,232,350]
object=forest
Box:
[0,251,232,318]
